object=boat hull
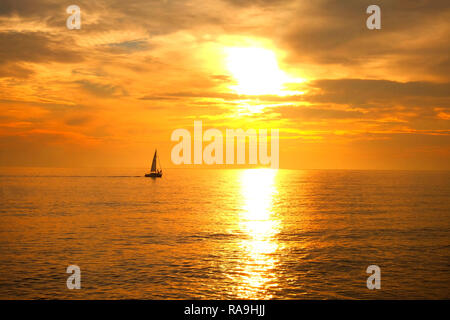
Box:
[145,172,162,178]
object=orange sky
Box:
[0,0,449,170]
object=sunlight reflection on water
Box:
[233,169,281,299]
[0,168,449,299]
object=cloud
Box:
[223,0,292,7]
[0,0,63,18]
[305,79,450,106]
[0,31,83,66]
[64,115,92,126]
[280,0,450,80]
[141,91,243,101]
[76,80,127,97]
[105,39,151,53]
[268,105,365,120]
[0,62,34,78]
[0,0,230,35]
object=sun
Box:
[225,47,289,96]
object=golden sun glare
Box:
[225,47,289,96]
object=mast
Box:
[151,149,157,172]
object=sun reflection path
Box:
[234,169,281,299]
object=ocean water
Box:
[0,168,449,299]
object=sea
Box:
[0,168,449,299]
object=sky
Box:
[0,0,449,170]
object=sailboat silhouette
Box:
[145,149,163,178]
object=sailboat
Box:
[145,149,163,178]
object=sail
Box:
[151,150,157,172]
